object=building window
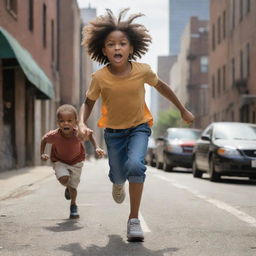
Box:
[231,111,234,121]
[240,50,244,79]
[198,27,208,33]
[246,43,250,78]
[247,0,250,13]
[231,58,235,87]
[200,56,208,73]
[222,65,226,91]
[51,20,55,62]
[6,0,17,17]
[212,24,215,51]
[239,0,243,22]
[223,11,226,39]
[217,68,221,95]
[28,0,34,31]
[212,75,215,98]
[191,33,200,38]
[42,4,47,48]
[232,0,235,29]
[217,16,221,44]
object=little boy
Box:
[40,104,104,219]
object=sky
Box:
[77,0,169,72]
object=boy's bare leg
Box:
[69,186,79,219]
[58,176,69,186]
[58,177,77,204]
[68,186,77,205]
[129,183,143,219]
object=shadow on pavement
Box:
[44,219,83,232]
[58,234,179,256]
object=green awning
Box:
[0,27,54,99]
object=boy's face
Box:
[103,30,133,66]
[57,111,77,136]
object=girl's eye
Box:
[121,42,127,46]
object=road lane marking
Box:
[155,174,256,228]
[139,212,151,232]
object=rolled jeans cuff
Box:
[128,175,145,183]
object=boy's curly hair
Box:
[56,104,78,120]
[81,8,152,64]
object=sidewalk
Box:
[0,165,53,201]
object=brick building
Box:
[58,0,81,109]
[80,6,105,154]
[170,17,209,128]
[209,0,256,123]
[0,0,59,170]
[152,56,177,121]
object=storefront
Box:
[0,27,54,171]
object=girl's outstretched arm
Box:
[88,133,105,158]
[78,98,96,138]
[155,79,195,124]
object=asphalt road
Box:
[0,159,256,256]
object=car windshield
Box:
[167,129,201,140]
[214,124,256,140]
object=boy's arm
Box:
[40,138,49,161]
[155,79,194,124]
[78,98,96,137]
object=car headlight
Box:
[217,147,240,157]
[166,144,183,153]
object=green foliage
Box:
[153,108,187,137]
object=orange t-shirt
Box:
[42,128,85,165]
[86,62,159,129]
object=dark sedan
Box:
[192,122,256,181]
[155,128,201,171]
[145,137,156,167]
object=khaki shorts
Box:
[53,161,84,189]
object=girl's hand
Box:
[78,123,93,140]
[41,153,49,161]
[95,147,105,158]
[181,109,195,124]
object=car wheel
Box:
[163,161,173,172]
[209,157,220,182]
[192,159,203,178]
[150,160,156,167]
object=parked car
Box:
[145,137,156,167]
[192,122,256,182]
[155,128,201,171]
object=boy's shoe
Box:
[65,188,70,200]
[127,218,144,242]
[69,204,79,219]
[112,183,125,204]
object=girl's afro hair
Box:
[81,8,152,64]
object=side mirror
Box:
[201,135,211,141]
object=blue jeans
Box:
[104,123,151,184]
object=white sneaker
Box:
[127,218,144,242]
[112,183,125,204]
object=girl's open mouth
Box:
[113,53,123,62]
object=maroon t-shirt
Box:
[43,128,85,165]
